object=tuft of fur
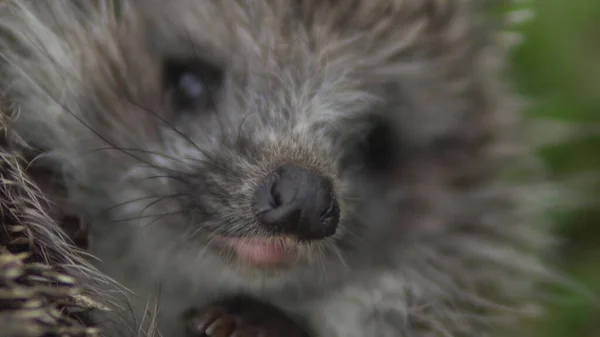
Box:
[0,0,562,337]
[0,109,116,337]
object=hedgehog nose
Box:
[253,163,340,240]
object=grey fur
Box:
[0,0,554,336]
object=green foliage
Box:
[510,1,600,336]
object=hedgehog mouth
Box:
[215,236,298,267]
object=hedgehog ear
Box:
[24,157,91,250]
[2,120,91,250]
[51,196,91,251]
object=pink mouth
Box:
[217,236,297,266]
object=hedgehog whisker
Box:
[106,211,186,224]
[124,98,227,171]
[97,194,184,217]
[77,146,199,167]
[136,174,191,185]
[139,193,189,213]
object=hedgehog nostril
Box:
[320,197,337,218]
[269,182,283,208]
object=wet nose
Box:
[253,163,340,240]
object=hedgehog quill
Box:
[0,1,556,336]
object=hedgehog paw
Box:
[183,297,309,337]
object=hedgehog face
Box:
[116,1,413,271]
[3,1,505,284]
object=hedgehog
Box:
[0,0,560,337]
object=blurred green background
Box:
[508,0,600,336]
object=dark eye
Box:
[163,58,223,112]
[358,116,400,171]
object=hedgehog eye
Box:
[163,58,223,112]
[359,116,400,172]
